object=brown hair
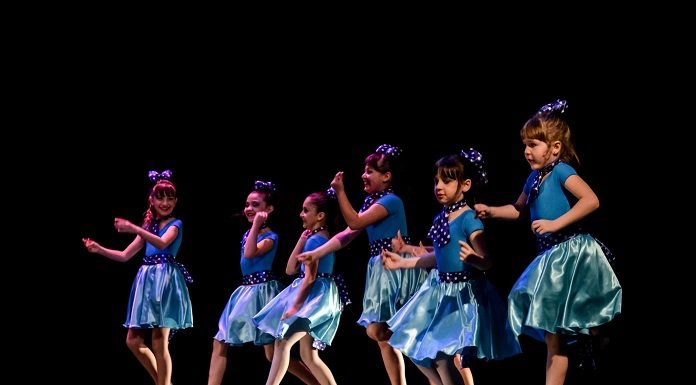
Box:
[520,111,580,165]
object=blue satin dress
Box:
[358,193,428,327]
[124,219,193,329]
[508,163,622,341]
[214,230,284,346]
[253,233,344,350]
[388,210,521,366]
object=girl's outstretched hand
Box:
[114,218,136,233]
[391,230,407,253]
[391,231,427,256]
[381,249,404,270]
[473,204,490,219]
[82,238,100,253]
[411,241,428,257]
[296,251,316,265]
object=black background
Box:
[67,93,627,384]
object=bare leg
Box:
[378,341,406,385]
[151,328,172,385]
[454,354,474,385]
[299,334,337,385]
[545,333,568,385]
[207,339,228,385]
[414,363,443,385]
[264,342,319,385]
[126,328,158,383]
[367,322,406,385]
[434,357,466,385]
[266,333,305,385]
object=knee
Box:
[125,334,142,351]
[366,323,391,342]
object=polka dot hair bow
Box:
[326,187,337,200]
[254,180,277,193]
[459,148,488,185]
[148,169,173,182]
[538,99,568,114]
[376,144,402,158]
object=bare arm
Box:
[332,171,389,230]
[343,200,388,230]
[244,212,274,258]
[391,231,432,256]
[458,230,491,271]
[382,249,436,269]
[82,236,145,263]
[287,230,311,275]
[114,218,180,250]
[281,258,318,320]
[531,175,599,235]
[474,191,527,221]
[296,226,361,264]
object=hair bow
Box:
[254,180,277,193]
[538,99,568,114]
[326,187,337,200]
[148,169,173,182]
[375,144,402,157]
[459,148,488,185]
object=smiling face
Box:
[149,180,177,218]
[361,165,390,195]
[243,191,271,223]
[300,197,324,230]
[150,195,177,218]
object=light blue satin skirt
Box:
[124,263,193,329]
[214,280,284,346]
[388,269,521,366]
[253,277,343,349]
[358,254,428,327]
[508,234,622,341]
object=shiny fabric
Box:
[357,254,428,327]
[214,280,284,346]
[388,269,521,367]
[508,234,622,341]
[253,277,343,349]
[124,219,192,329]
[142,253,193,283]
[124,262,193,329]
